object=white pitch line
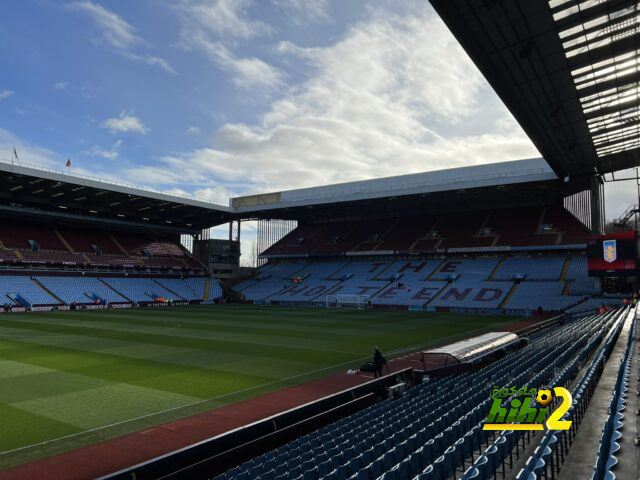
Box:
[0,353,375,457]
[0,324,495,456]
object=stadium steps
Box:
[407,218,441,251]
[424,282,450,306]
[325,262,350,280]
[31,277,64,304]
[426,260,448,280]
[153,279,186,301]
[556,310,636,479]
[365,219,398,251]
[204,278,211,301]
[109,234,131,257]
[99,278,133,302]
[488,257,506,280]
[53,229,75,253]
[498,282,520,309]
[560,256,572,280]
[537,205,548,231]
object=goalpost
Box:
[326,294,370,309]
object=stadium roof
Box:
[429,0,640,179]
[231,158,582,222]
[0,161,233,234]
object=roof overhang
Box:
[231,158,583,221]
[0,162,234,232]
[429,0,640,178]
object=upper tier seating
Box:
[261,206,590,256]
[0,224,65,250]
[19,250,86,265]
[0,221,201,271]
[59,229,123,254]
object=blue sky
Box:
[0,1,634,260]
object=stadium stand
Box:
[35,276,128,304]
[212,307,631,480]
[492,256,565,281]
[0,220,204,272]
[233,252,608,313]
[259,206,589,257]
[514,309,633,480]
[100,277,183,302]
[430,259,499,281]
[0,276,60,306]
[504,282,583,311]
[591,316,636,480]
[0,275,212,306]
[431,281,513,309]
[373,280,447,306]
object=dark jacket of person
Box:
[373,349,385,370]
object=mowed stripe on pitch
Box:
[0,403,82,452]
[0,318,359,363]
[0,306,516,468]
[0,337,276,399]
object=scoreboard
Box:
[587,230,638,276]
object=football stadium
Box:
[1,1,640,480]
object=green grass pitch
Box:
[0,305,517,469]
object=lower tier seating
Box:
[0,275,213,306]
[236,255,612,313]
[213,307,632,480]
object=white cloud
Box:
[69,1,175,73]
[143,3,536,193]
[0,128,59,168]
[84,140,122,159]
[0,90,14,100]
[179,0,271,40]
[187,126,202,135]
[178,0,284,93]
[193,186,233,205]
[273,0,330,25]
[101,113,149,135]
[52,82,70,90]
[188,36,285,91]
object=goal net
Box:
[326,294,370,309]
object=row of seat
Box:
[515,308,631,479]
[213,309,620,480]
[237,256,602,313]
[0,275,218,306]
[461,309,624,479]
[592,314,636,479]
